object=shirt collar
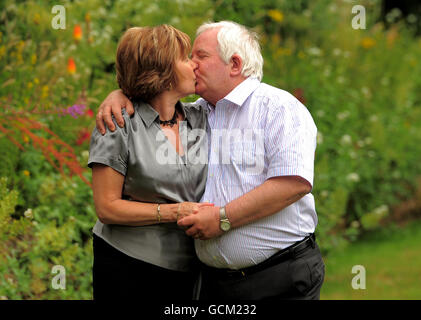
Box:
[194,77,261,113]
[221,77,261,107]
[134,100,192,128]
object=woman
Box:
[88,25,210,300]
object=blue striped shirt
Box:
[195,77,318,269]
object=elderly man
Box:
[95,21,325,300]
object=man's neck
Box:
[209,76,248,106]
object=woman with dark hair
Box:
[88,25,210,300]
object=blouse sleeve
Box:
[87,111,130,176]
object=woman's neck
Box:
[149,91,180,121]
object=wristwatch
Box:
[219,206,231,232]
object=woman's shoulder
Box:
[181,101,207,116]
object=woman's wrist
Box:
[159,203,179,222]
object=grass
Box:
[320,220,421,300]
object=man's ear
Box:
[230,54,243,77]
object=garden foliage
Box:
[0,0,420,299]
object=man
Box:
[96,21,325,300]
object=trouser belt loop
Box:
[310,233,316,248]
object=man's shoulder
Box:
[254,82,298,105]
[254,82,316,128]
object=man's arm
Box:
[177,175,311,240]
[96,89,133,134]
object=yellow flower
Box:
[31,54,37,65]
[0,46,5,60]
[27,82,33,89]
[268,9,284,23]
[23,135,30,143]
[34,77,39,84]
[23,170,30,176]
[361,37,376,49]
[41,85,49,99]
[298,51,306,59]
[275,47,292,57]
[33,13,41,25]
[18,40,25,51]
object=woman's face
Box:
[173,57,198,97]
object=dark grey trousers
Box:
[198,242,325,300]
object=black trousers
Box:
[92,234,198,300]
[199,241,325,300]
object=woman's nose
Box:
[190,59,198,69]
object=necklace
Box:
[159,109,178,127]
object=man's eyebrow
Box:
[195,49,209,55]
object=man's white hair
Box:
[196,21,263,81]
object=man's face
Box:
[191,28,232,105]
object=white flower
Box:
[170,17,181,25]
[347,173,360,183]
[24,208,33,219]
[328,4,337,12]
[307,47,322,56]
[361,87,371,98]
[333,48,342,56]
[349,151,357,159]
[341,134,352,145]
[303,9,311,17]
[145,3,159,14]
[373,205,388,216]
[369,115,378,122]
[351,220,360,228]
[407,14,417,24]
[321,190,329,198]
[337,76,346,84]
[316,110,325,118]
[337,111,350,120]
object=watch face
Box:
[221,221,231,231]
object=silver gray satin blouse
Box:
[88,100,208,272]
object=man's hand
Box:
[177,206,222,240]
[96,89,134,135]
[176,202,214,221]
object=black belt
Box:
[201,233,316,279]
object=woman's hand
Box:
[176,202,214,221]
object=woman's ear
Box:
[230,54,243,77]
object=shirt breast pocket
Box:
[230,140,265,175]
